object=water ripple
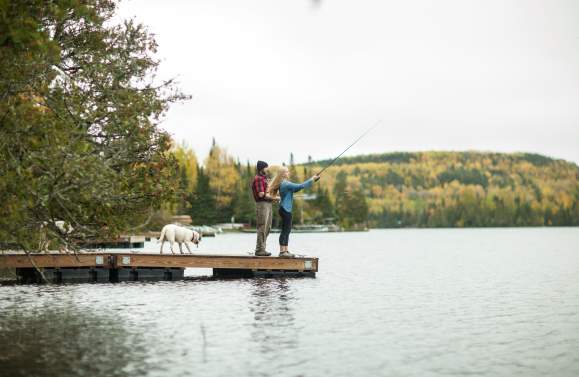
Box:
[1,229,579,377]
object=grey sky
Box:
[118,0,579,165]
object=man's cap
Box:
[256,160,268,172]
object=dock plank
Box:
[0,252,318,272]
[114,253,317,271]
[0,254,105,268]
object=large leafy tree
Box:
[0,1,187,251]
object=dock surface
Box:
[0,251,319,283]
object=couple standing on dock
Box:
[252,160,320,257]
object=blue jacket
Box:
[279,178,314,213]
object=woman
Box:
[268,167,320,257]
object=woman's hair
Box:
[267,166,288,197]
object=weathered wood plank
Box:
[114,254,318,271]
[0,254,107,268]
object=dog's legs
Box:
[41,240,51,254]
[170,241,175,254]
[160,240,164,254]
[185,242,192,254]
[179,243,184,254]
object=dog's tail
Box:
[157,226,167,243]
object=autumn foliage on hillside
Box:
[305,152,579,227]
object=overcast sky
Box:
[118,0,579,165]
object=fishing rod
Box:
[316,120,381,176]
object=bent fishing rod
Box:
[316,120,381,176]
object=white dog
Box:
[158,224,201,254]
[39,220,74,253]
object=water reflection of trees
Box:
[0,306,154,377]
[249,278,299,354]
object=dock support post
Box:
[213,268,254,278]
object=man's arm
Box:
[258,192,278,201]
[257,177,275,201]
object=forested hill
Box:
[302,151,579,227]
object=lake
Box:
[1,228,578,377]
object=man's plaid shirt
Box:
[251,173,268,202]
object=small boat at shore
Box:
[189,225,219,237]
[240,224,341,233]
[293,224,330,233]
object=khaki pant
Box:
[255,201,273,253]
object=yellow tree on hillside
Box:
[173,143,198,192]
[154,143,198,221]
[204,139,240,211]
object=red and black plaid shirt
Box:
[251,173,268,202]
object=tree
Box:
[333,171,349,225]
[346,189,369,226]
[170,143,198,214]
[204,140,240,222]
[310,186,335,222]
[189,167,217,225]
[173,144,198,192]
[0,1,187,251]
[232,163,256,225]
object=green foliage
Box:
[0,1,187,251]
[310,152,414,167]
[231,163,257,225]
[311,186,335,221]
[188,167,217,225]
[438,167,489,187]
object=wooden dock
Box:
[0,252,319,283]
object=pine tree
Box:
[317,187,336,220]
[232,163,256,225]
[177,166,191,214]
[189,167,217,225]
[333,171,349,225]
[347,189,369,226]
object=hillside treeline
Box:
[306,151,579,227]
[169,146,578,228]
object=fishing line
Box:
[316,120,381,176]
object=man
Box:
[252,160,274,256]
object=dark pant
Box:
[278,207,292,247]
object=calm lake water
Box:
[1,228,578,377]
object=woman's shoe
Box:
[278,251,295,258]
[255,251,271,256]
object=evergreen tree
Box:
[232,163,256,225]
[310,186,335,222]
[333,171,349,225]
[318,187,336,220]
[177,166,191,214]
[189,167,217,225]
[346,189,369,226]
